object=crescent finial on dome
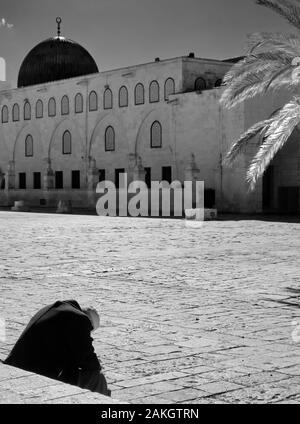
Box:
[17,20,99,87]
[56,17,62,36]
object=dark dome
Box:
[17,36,99,87]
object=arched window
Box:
[25,134,33,157]
[61,95,69,115]
[75,93,83,113]
[215,79,223,87]
[36,99,43,118]
[164,78,175,100]
[103,88,113,109]
[12,104,20,122]
[48,97,56,117]
[150,121,162,148]
[89,91,98,111]
[62,130,71,154]
[105,126,115,151]
[24,101,31,120]
[119,86,128,107]
[134,83,144,105]
[195,77,206,91]
[1,105,8,123]
[149,81,160,103]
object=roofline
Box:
[100,55,233,75]
[3,55,233,93]
[222,56,245,63]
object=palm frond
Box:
[223,118,274,166]
[263,64,293,90]
[223,51,293,85]
[246,31,300,55]
[247,97,300,189]
[221,66,294,108]
[256,0,300,30]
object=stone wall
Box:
[2,57,297,214]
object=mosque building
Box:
[0,18,299,214]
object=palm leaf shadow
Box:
[264,287,300,308]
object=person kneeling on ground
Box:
[3,300,111,396]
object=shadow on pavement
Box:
[265,287,300,309]
[218,214,300,223]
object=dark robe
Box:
[3,300,101,385]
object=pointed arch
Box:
[1,105,8,123]
[89,113,127,157]
[62,130,72,154]
[13,123,43,162]
[195,77,206,91]
[164,78,175,100]
[134,83,144,105]
[24,101,31,120]
[48,118,83,159]
[25,134,34,157]
[61,95,69,115]
[134,107,173,157]
[103,88,113,109]
[149,80,159,103]
[105,126,115,151]
[89,90,98,111]
[36,99,43,118]
[48,97,56,117]
[150,121,162,148]
[119,86,128,107]
[75,93,84,113]
[12,103,20,122]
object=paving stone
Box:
[138,396,174,404]
[113,381,185,401]
[0,374,61,391]
[215,382,300,404]
[160,388,209,402]
[0,364,119,404]
[196,381,244,395]
[277,365,300,376]
[114,371,187,388]
[180,369,246,386]
[275,376,300,389]
[181,365,215,374]
[170,375,212,388]
[0,365,34,381]
[0,212,300,403]
[273,399,300,404]
[229,371,292,387]
[178,397,230,404]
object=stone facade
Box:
[0,55,299,214]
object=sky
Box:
[0,0,295,87]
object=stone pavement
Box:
[0,362,121,404]
[0,211,299,404]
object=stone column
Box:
[132,156,146,182]
[87,158,99,190]
[130,156,148,217]
[184,153,200,182]
[43,158,54,190]
[127,153,138,184]
[5,160,15,190]
[184,153,201,210]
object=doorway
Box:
[262,166,274,211]
[278,187,299,213]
